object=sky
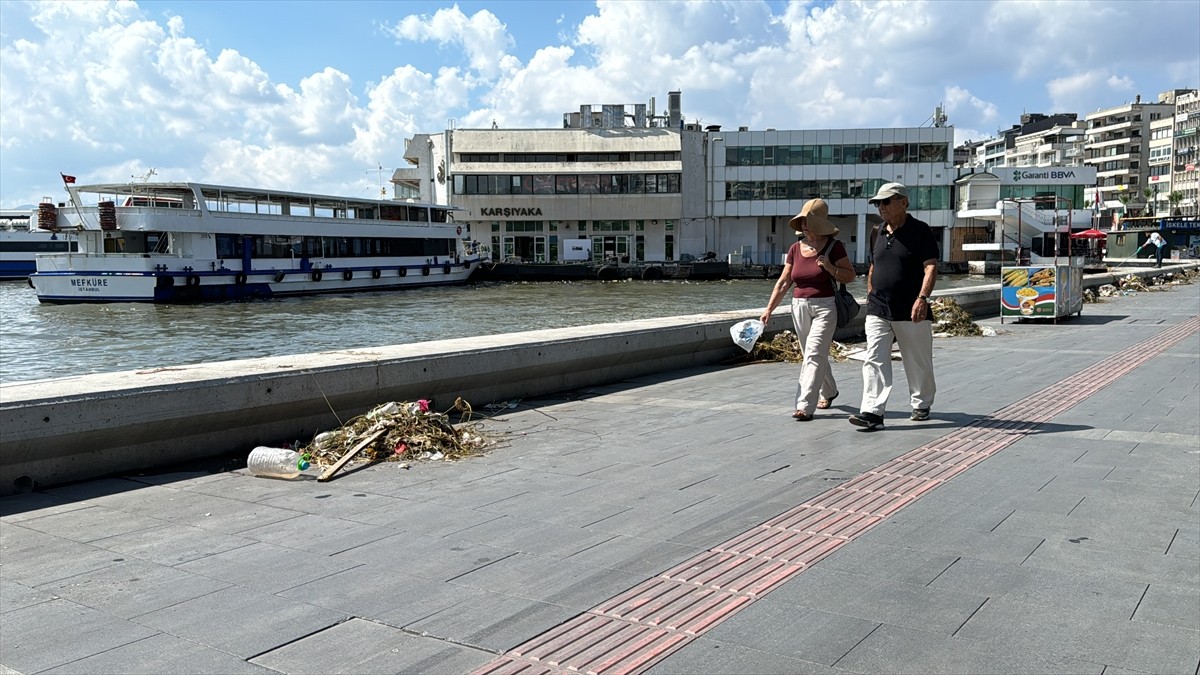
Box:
[2,0,1198,209]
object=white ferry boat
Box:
[29,181,481,303]
[1,210,76,280]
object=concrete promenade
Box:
[2,277,1198,674]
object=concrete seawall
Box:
[1,264,1191,496]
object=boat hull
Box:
[31,262,477,303]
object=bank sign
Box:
[1008,168,1094,185]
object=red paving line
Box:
[473,316,1199,675]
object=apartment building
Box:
[1008,120,1087,168]
[1084,95,1174,217]
[1171,89,1199,216]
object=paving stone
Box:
[405,590,580,653]
[860,517,1044,566]
[1023,538,1200,589]
[250,617,490,675]
[236,512,402,554]
[0,492,83,522]
[176,540,361,593]
[956,594,1200,674]
[331,530,513,582]
[279,564,484,627]
[819,540,960,587]
[927,556,1147,621]
[346,497,506,536]
[565,533,702,577]
[42,632,274,674]
[451,514,616,559]
[1131,582,1200,631]
[15,504,168,543]
[835,623,1105,675]
[648,638,850,675]
[258,488,407,520]
[992,508,1185,555]
[0,578,57,614]
[133,586,345,659]
[448,551,644,611]
[764,567,987,636]
[698,602,878,666]
[36,558,230,619]
[474,489,631,529]
[0,524,124,587]
[0,599,157,673]
[88,523,255,566]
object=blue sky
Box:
[1,0,1197,208]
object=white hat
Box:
[868,182,909,205]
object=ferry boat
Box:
[29,181,481,303]
[0,210,76,280]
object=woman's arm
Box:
[759,263,793,324]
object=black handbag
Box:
[821,239,860,328]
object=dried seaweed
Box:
[749,330,854,363]
[929,297,982,337]
[301,399,495,466]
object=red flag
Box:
[61,173,76,184]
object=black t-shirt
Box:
[867,214,939,321]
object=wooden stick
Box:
[317,428,386,482]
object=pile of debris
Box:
[930,297,984,337]
[302,399,494,468]
[749,330,854,363]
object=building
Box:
[1084,95,1174,220]
[1170,89,1199,217]
[954,166,1097,265]
[397,95,957,266]
[396,95,690,264]
[707,127,956,265]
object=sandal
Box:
[792,410,812,421]
[817,392,839,410]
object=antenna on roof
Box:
[367,163,393,198]
[132,168,157,183]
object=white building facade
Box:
[707,128,956,264]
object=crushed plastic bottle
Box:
[246,446,311,479]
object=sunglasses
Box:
[875,196,901,207]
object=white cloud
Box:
[1,0,1197,208]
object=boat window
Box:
[216,234,239,259]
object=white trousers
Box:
[859,314,936,416]
[790,296,838,414]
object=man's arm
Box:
[911,259,937,322]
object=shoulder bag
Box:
[821,239,860,329]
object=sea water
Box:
[0,275,992,384]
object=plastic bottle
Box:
[246,446,311,479]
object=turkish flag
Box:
[61,174,76,184]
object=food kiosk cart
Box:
[1000,263,1083,322]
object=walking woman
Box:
[759,198,855,420]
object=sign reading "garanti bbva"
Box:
[1008,167,1096,184]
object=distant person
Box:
[849,183,939,432]
[1144,231,1166,267]
[759,198,854,421]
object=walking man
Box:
[1145,231,1166,268]
[849,183,940,431]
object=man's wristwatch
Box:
[918,295,930,302]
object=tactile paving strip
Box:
[473,316,1199,675]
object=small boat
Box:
[29,181,482,303]
[0,210,76,280]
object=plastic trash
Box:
[730,319,765,353]
[246,446,311,479]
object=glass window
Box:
[555,175,578,194]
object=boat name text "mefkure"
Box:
[480,207,544,217]
[70,278,109,287]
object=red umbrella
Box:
[1069,228,1108,239]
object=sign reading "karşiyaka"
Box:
[480,207,544,217]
